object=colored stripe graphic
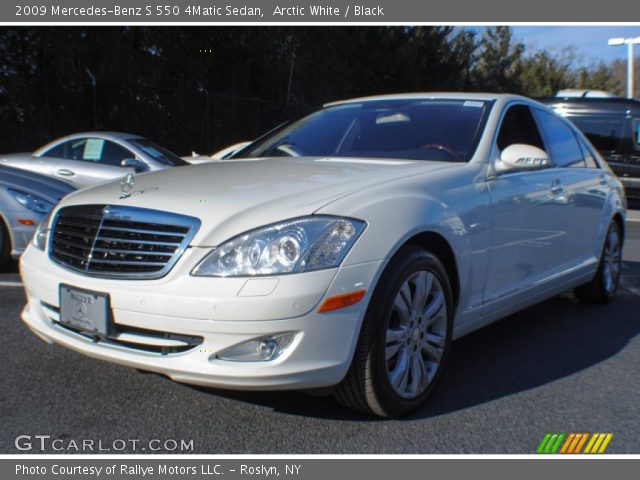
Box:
[584,433,614,454]
[537,433,565,454]
[572,433,589,454]
[538,433,613,454]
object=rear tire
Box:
[0,218,10,268]
[574,221,623,304]
[333,247,454,417]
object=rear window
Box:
[567,115,625,153]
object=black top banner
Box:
[4,0,640,22]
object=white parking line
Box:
[0,281,22,287]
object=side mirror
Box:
[120,158,147,173]
[495,144,551,174]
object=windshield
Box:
[236,99,492,162]
[128,138,188,166]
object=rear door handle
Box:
[550,179,564,195]
[56,168,75,177]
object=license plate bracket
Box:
[59,284,111,336]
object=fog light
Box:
[215,332,297,362]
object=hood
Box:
[0,165,76,203]
[59,156,456,246]
[1,152,32,158]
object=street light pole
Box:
[628,41,634,99]
[608,36,640,99]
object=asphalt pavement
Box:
[0,216,639,454]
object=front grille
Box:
[49,205,200,279]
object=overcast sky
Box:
[465,26,640,65]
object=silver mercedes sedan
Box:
[0,132,188,188]
[0,165,75,267]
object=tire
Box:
[0,218,10,268]
[333,246,454,417]
[574,221,623,304]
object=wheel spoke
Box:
[408,354,426,394]
[422,291,444,325]
[386,326,407,344]
[400,281,412,313]
[425,331,445,348]
[410,271,431,318]
[608,231,619,252]
[422,335,443,362]
[393,293,411,326]
[390,350,410,391]
[386,341,403,361]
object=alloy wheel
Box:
[385,270,448,399]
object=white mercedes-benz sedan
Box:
[19,93,626,417]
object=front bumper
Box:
[1,209,39,259]
[620,176,640,199]
[10,223,35,259]
[20,245,382,390]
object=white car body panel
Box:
[19,93,626,391]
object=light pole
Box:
[608,36,640,99]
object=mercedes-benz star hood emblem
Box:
[120,173,135,199]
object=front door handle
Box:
[56,168,75,177]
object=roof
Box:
[58,131,143,140]
[538,96,640,115]
[323,92,526,107]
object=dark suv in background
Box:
[539,96,640,200]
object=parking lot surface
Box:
[1,215,639,454]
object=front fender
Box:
[316,164,491,325]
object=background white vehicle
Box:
[19,93,626,417]
[1,132,189,188]
[183,141,251,164]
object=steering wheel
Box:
[420,144,462,162]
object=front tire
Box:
[574,221,623,304]
[334,247,454,417]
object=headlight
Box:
[191,216,366,277]
[8,188,54,214]
[32,211,52,251]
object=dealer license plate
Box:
[59,284,110,336]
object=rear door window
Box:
[577,138,600,169]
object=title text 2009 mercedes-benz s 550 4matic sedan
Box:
[19,94,626,417]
